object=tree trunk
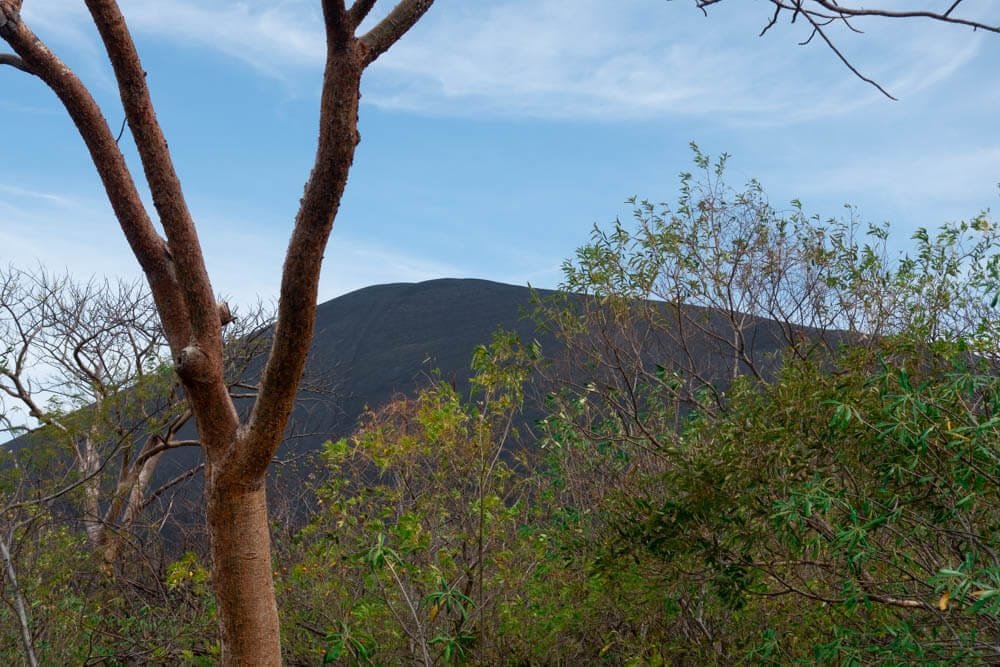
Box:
[81,435,104,547]
[206,473,280,665]
[2,4,436,661]
[0,532,40,667]
[99,449,164,566]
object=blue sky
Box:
[1,0,998,308]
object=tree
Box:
[1,0,996,663]
[0,266,276,569]
[281,332,536,664]
[536,153,999,662]
[1,267,187,564]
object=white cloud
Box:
[792,146,1000,209]
[20,0,324,82]
[196,219,470,305]
[364,0,781,119]
[0,179,466,306]
[20,1,95,51]
[319,237,468,299]
[192,223,472,306]
[362,0,993,122]
[0,182,140,279]
[18,1,993,122]
[122,1,326,75]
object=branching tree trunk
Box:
[1,1,432,662]
[0,267,275,569]
[1,0,995,663]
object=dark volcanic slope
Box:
[277,276,804,457]
[4,279,555,483]
[285,277,556,450]
[9,277,811,493]
[6,277,826,542]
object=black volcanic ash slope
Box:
[282,277,558,451]
[8,277,812,526]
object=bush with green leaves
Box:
[277,332,542,665]
[535,149,999,663]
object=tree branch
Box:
[82,2,222,349]
[807,0,998,33]
[81,1,239,452]
[0,51,30,73]
[800,12,897,100]
[360,0,435,65]
[348,0,379,29]
[321,0,352,45]
[0,9,190,357]
[696,1,1000,99]
[242,30,366,480]
[140,463,205,513]
[0,532,39,667]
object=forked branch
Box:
[360,0,435,64]
[83,1,221,347]
[806,0,998,33]
[0,51,29,73]
[0,7,190,354]
[695,0,999,99]
[244,0,436,477]
[349,0,379,29]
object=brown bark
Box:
[1,0,435,662]
[3,0,997,662]
[0,4,189,354]
[206,475,280,665]
[243,41,364,480]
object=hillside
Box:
[7,276,808,485]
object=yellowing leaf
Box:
[938,591,950,611]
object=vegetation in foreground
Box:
[2,153,998,664]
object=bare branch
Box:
[807,0,998,33]
[0,534,38,667]
[133,437,201,470]
[3,447,113,512]
[696,1,1000,99]
[243,15,368,478]
[801,11,898,100]
[0,51,29,73]
[140,463,205,512]
[349,0,379,29]
[702,0,999,33]
[360,0,435,65]
[759,4,781,37]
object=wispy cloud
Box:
[0,178,467,304]
[364,0,784,119]
[792,146,1000,210]
[0,99,65,116]
[193,222,471,305]
[0,182,140,279]
[18,1,990,123]
[362,0,989,122]
[319,237,470,299]
[21,0,324,82]
[123,1,326,75]
[0,184,80,206]
[194,219,471,304]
